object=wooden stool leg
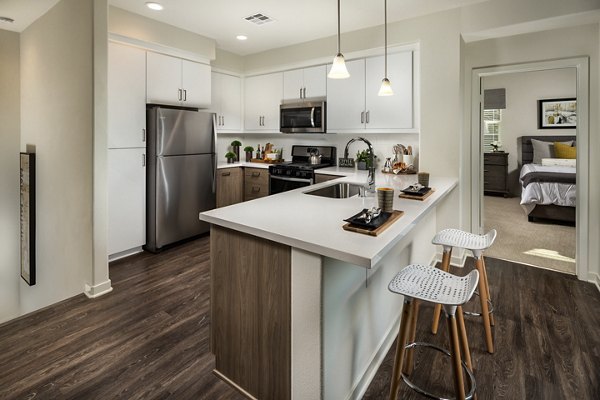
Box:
[481,257,495,327]
[431,249,452,334]
[447,310,466,400]
[474,257,494,353]
[403,300,420,376]
[389,299,414,400]
[456,305,473,372]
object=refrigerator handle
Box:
[212,114,218,193]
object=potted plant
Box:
[225,151,237,164]
[243,146,254,162]
[231,140,242,161]
[356,149,376,170]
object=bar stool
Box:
[430,229,497,354]
[388,264,479,400]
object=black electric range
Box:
[269,145,337,194]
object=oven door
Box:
[269,175,313,194]
[280,101,326,133]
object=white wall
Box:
[18,0,96,318]
[483,68,576,195]
[0,29,21,323]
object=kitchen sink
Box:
[304,182,365,198]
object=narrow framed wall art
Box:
[20,152,36,286]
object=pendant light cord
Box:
[384,0,387,78]
[337,0,341,54]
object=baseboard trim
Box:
[108,246,143,262]
[589,272,600,293]
[84,280,113,298]
[347,312,402,400]
[434,248,467,268]
[213,369,257,400]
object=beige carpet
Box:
[483,196,576,274]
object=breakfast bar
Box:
[200,170,457,399]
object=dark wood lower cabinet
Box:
[210,225,291,400]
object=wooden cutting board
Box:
[342,210,404,236]
[398,188,435,201]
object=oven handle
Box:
[310,107,315,128]
[270,175,313,184]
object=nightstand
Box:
[484,152,509,197]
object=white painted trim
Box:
[469,57,590,282]
[434,247,468,268]
[210,67,243,77]
[84,279,113,298]
[108,246,143,262]
[590,272,600,293]
[108,33,212,64]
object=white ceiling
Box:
[1,0,486,55]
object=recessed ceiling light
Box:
[236,35,248,41]
[0,16,15,23]
[145,2,163,11]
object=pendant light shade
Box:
[328,0,350,79]
[378,0,393,96]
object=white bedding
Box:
[519,163,576,210]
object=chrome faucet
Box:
[343,137,376,191]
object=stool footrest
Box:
[401,342,476,400]
[464,291,494,317]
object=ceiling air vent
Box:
[244,13,275,25]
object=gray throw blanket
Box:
[521,171,576,188]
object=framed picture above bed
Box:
[538,98,577,129]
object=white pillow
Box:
[541,158,576,168]
[531,139,573,164]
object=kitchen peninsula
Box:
[200,169,457,400]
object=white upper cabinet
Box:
[327,59,366,130]
[146,51,211,108]
[244,72,283,131]
[283,65,327,101]
[108,42,146,148]
[212,72,242,131]
[327,51,414,132]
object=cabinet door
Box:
[283,68,304,101]
[108,148,146,255]
[244,73,283,131]
[216,168,244,207]
[365,52,413,129]
[244,168,269,201]
[327,59,366,131]
[220,73,242,130]
[182,59,211,108]
[146,52,182,106]
[211,72,223,115]
[303,65,327,99]
[108,43,146,148]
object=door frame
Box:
[470,57,589,282]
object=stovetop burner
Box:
[269,145,337,179]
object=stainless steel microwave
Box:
[280,100,326,133]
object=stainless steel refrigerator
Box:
[145,105,216,252]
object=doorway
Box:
[470,57,590,281]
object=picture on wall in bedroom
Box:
[538,98,577,129]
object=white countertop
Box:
[200,169,457,268]
[217,161,271,169]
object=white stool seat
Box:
[389,264,479,306]
[432,229,497,251]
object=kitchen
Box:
[0,0,599,399]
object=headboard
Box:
[518,135,577,166]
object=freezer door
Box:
[155,108,215,156]
[154,153,216,248]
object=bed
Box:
[518,136,576,225]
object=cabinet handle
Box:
[178,89,182,101]
[252,186,260,193]
[222,115,225,126]
[303,87,306,98]
[142,153,146,167]
[183,89,187,101]
[366,111,370,124]
[221,171,231,176]
[361,111,364,123]
[484,169,489,172]
[252,172,260,177]
[142,129,146,142]
[300,88,303,99]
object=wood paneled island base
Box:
[210,225,291,400]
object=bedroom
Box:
[481,68,577,274]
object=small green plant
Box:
[243,146,254,152]
[356,149,376,167]
[231,140,242,147]
[225,151,236,159]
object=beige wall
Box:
[464,23,600,283]
[483,68,577,195]
[109,6,215,60]
[212,48,244,74]
[0,29,21,323]
[19,0,95,317]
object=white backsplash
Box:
[217,133,419,170]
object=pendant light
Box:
[328,0,350,79]
[378,0,393,96]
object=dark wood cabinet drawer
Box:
[244,168,269,201]
[483,153,508,166]
[483,152,509,196]
[216,167,244,207]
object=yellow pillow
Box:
[554,142,577,159]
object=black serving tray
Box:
[400,186,431,197]
[344,209,393,230]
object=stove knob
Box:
[286,170,292,176]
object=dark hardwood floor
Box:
[0,236,244,400]
[363,257,600,400]
[0,239,598,399]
